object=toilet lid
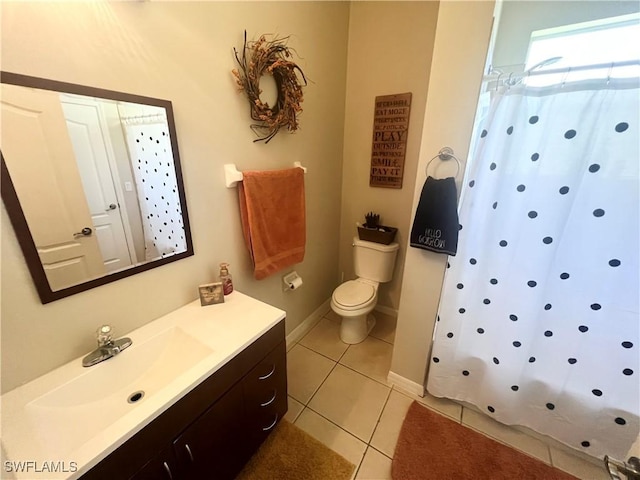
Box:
[333,280,375,308]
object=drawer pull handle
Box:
[260,391,277,407]
[185,443,194,462]
[258,364,276,380]
[163,461,173,480]
[262,414,278,432]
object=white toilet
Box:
[331,238,399,344]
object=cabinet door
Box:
[242,341,288,450]
[130,446,177,480]
[173,380,248,480]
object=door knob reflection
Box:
[73,227,93,237]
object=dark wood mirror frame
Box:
[1,72,194,304]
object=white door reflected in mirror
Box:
[0,74,191,299]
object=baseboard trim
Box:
[286,298,331,349]
[387,371,425,397]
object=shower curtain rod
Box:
[483,59,640,83]
[121,113,167,125]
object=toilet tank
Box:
[353,238,399,283]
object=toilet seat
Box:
[332,280,376,310]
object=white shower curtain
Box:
[123,120,186,261]
[427,77,639,460]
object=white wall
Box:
[1,1,350,393]
[340,1,439,311]
[390,1,495,392]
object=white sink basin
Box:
[24,326,213,457]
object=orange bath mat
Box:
[392,401,580,480]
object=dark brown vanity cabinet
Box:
[81,320,287,480]
[242,340,288,451]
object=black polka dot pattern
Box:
[615,122,628,133]
[128,124,186,260]
[427,97,639,461]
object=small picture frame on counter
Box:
[199,282,224,306]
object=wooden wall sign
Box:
[369,92,412,188]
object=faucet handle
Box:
[97,325,113,346]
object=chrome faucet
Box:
[82,325,132,367]
[605,455,640,480]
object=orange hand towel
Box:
[238,168,306,280]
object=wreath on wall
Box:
[232,31,307,143]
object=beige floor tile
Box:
[284,396,305,423]
[461,407,551,464]
[370,312,397,344]
[287,344,336,404]
[309,364,391,443]
[356,447,392,480]
[340,336,393,385]
[414,390,463,422]
[300,317,349,361]
[294,407,367,468]
[370,389,414,458]
[550,447,609,479]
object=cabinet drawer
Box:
[242,341,287,443]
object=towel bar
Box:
[224,162,307,188]
[425,147,461,179]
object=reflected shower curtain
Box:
[427,78,639,459]
[123,119,185,261]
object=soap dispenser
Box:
[219,263,233,295]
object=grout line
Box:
[288,323,402,477]
[336,342,351,363]
[303,356,340,407]
[302,403,371,473]
[292,342,339,365]
[352,447,364,480]
[298,325,393,388]
[338,362,393,389]
[305,404,367,441]
[368,444,393,461]
[287,343,338,406]
[366,386,393,445]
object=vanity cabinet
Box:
[80,320,287,480]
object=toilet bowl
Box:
[331,238,399,344]
[331,279,378,344]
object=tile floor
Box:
[285,308,610,480]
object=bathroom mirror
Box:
[1,72,193,303]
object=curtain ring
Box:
[606,62,614,85]
[507,72,514,89]
[495,72,503,92]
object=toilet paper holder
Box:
[283,271,303,292]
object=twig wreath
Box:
[232,31,307,143]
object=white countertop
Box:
[1,291,285,479]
